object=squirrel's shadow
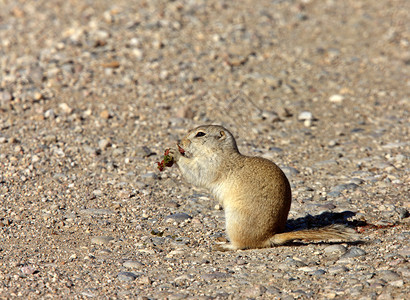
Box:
[284,210,366,246]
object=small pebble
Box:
[100,110,110,119]
[80,208,114,215]
[33,91,43,101]
[141,172,158,180]
[243,285,267,298]
[328,183,359,197]
[165,213,192,223]
[214,204,223,210]
[138,275,152,285]
[117,272,137,281]
[260,110,280,123]
[298,111,313,121]
[328,140,339,147]
[201,272,231,280]
[113,148,124,156]
[313,269,326,276]
[98,138,111,150]
[329,94,345,103]
[98,249,112,255]
[123,260,144,268]
[398,247,410,257]
[21,265,37,275]
[340,247,366,259]
[68,254,77,261]
[324,244,347,254]
[0,91,12,104]
[285,258,307,268]
[328,266,349,274]
[59,103,73,114]
[304,119,312,127]
[91,236,115,245]
[31,155,40,163]
[269,146,283,153]
[313,160,338,168]
[81,291,96,297]
[134,146,154,158]
[92,189,103,196]
[388,280,404,287]
[298,266,318,273]
[44,109,55,118]
[379,270,401,281]
[167,249,186,257]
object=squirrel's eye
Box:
[195,131,206,137]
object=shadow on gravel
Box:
[286,210,359,230]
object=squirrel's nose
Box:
[179,138,190,148]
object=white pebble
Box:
[388,280,404,287]
[31,155,40,163]
[44,109,55,119]
[304,119,312,127]
[298,111,313,121]
[329,94,345,103]
[59,103,73,114]
[91,236,114,245]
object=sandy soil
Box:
[0,0,409,299]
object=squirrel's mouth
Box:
[177,144,186,156]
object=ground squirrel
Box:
[168,125,357,250]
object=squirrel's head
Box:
[179,125,239,157]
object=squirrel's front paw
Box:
[168,144,186,161]
[167,147,181,162]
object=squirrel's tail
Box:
[267,224,358,246]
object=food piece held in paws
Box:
[157,161,165,171]
[156,149,174,171]
[163,153,174,167]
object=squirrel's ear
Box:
[219,130,226,139]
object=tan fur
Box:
[168,125,357,250]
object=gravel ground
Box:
[0,0,409,299]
